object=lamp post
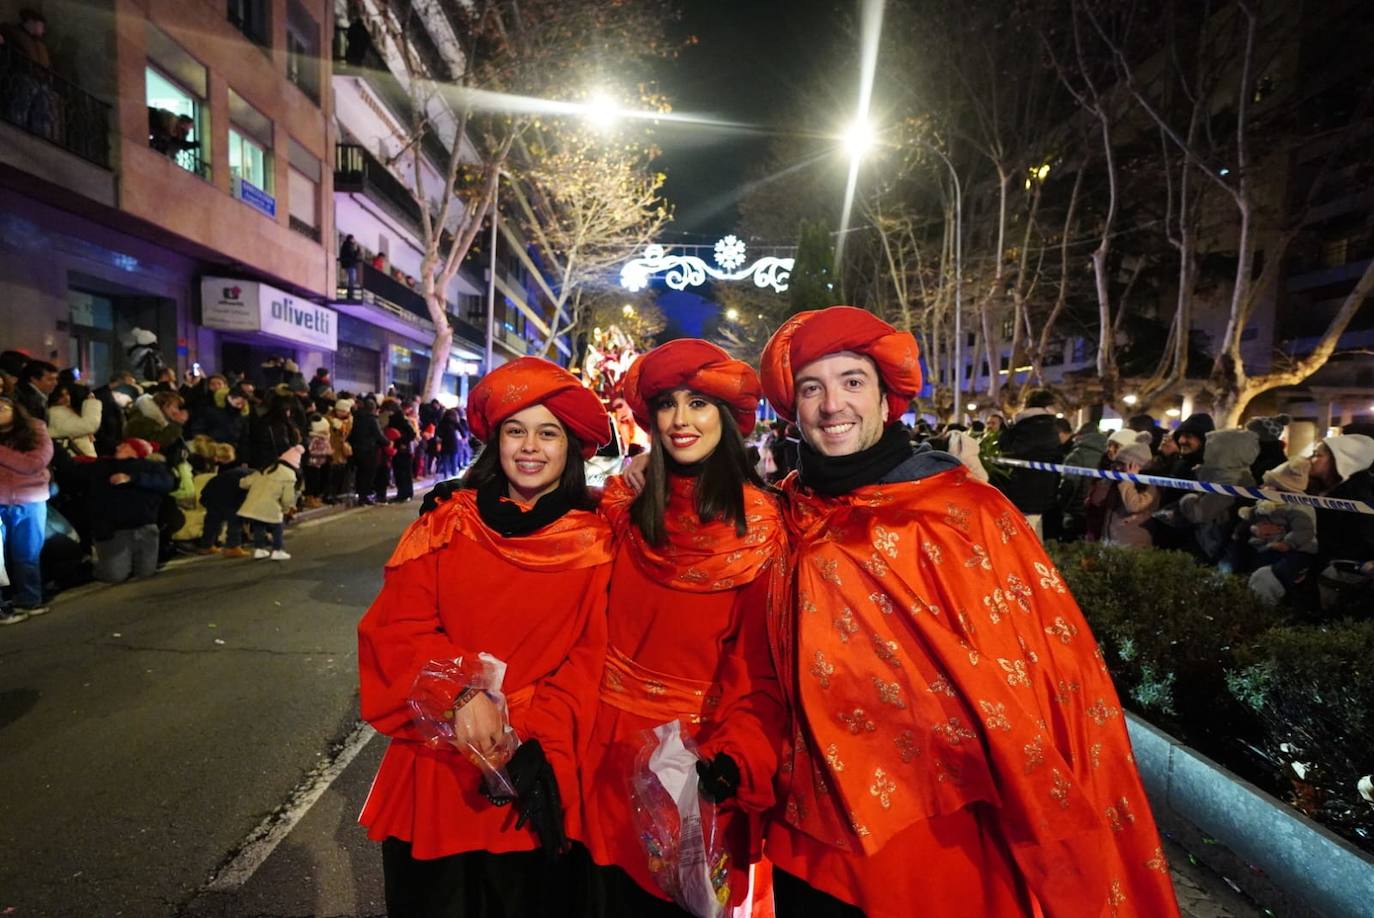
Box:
[918,142,964,420]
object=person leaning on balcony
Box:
[2,9,54,139]
[340,235,361,298]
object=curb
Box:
[1128,713,1374,918]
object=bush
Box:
[1048,541,1283,726]
[1227,621,1374,845]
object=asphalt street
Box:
[0,494,1262,918]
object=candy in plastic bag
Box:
[407,651,519,800]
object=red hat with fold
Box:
[467,357,610,459]
[622,338,762,436]
[759,305,921,425]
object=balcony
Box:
[289,215,321,242]
[0,45,111,168]
[334,142,424,234]
[331,27,450,169]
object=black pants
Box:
[392,448,414,500]
[774,867,866,918]
[584,861,693,917]
[381,838,595,918]
[354,454,379,502]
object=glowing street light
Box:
[1166,408,1181,418]
[967,403,979,412]
[584,91,620,130]
[725,308,740,321]
[842,119,876,162]
[1122,394,1139,406]
[622,303,635,317]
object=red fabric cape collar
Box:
[601,475,785,591]
[386,489,612,571]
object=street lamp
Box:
[842,119,876,161]
[584,91,619,130]
[725,308,740,321]
[622,303,635,317]
[1123,394,1139,407]
[967,403,979,412]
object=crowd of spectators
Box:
[748,388,1374,615]
[0,345,474,626]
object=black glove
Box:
[419,477,464,516]
[506,739,567,859]
[695,752,740,803]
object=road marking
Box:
[203,720,378,891]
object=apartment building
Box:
[0,0,340,384]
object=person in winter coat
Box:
[303,415,332,508]
[230,445,302,561]
[91,373,139,457]
[358,358,613,917]
[127,328,165,383]
[249,392,302,469]
[995,389,1065,537]
[185,385,250,447]
[1059,425,1109,540]
[124,390,187,451]
[1101,439,1159,548]
[1245,414,1290,484]
[47,384,102,458]
[1171,429,1260,562]
[199,445,252,555]
[388,404,417,503]
[78,438,175,583]
[0,397,53,623]
[326,399,354,503]
[1085,430,1154,541]
[1308,435,1374,609]
[349,400,387,505]
[579,341,786,914]
[1241,457,1317,604]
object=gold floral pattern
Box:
[870,634,902,668]
[867,591,894,615]
[1090,742,1103,769]
[824,743,846,773]
[1054,679,1081,703]
[816,557,842,585]
[894,730,920,763]
[871,676,906,708]
[1034,561,1066,593]
[945,503,971,532]
[1023,735,1045,773]
[838,707,877,734]
[932,716,977,746]
[922,541,944,565]
[927,674,955,696]
[999,657,1031,687]
[1050,768,1072,809]
[983,588,1010,623]
[995,511,1019,543]
[833,606,859,642]
[810,650,835,688]
[1108,879,1126,915]
[863,552,890,578]
[1005,573,1033,612]
[1044,616,1079,644]
[1146,848,1168,873]
[1087,698,1121,726]
[979,699,1012,732]
[869,768,896,809]
[965,543,992,570]
[872,526,899,558]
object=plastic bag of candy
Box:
[407,651,519,801]
[629,720,731,918]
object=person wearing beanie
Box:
[574,339,786,914]
[752,307,1178,917]
[995,387,1064,539]
[326,400,355,504]
[1171,412,1215,465]
[231,446,302,560]
[1245,414,1290,482]
[348,398,388,505]
[1307,435,1374,598]
[358,356,613,915]
[1244,457,1319,606]
[1127,413,1164,452]
[1058,424,1109,540]
[1171,429,1260,562]
[197,444,251,555]
[302,415,332,509]
[1102,439,1160,548]
[75,437,176,584]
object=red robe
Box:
[357,489,612,858]
[579,475,788,906]
[766,467,1180,918]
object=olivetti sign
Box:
[200,277,338,352]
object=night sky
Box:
[652,0,852,239]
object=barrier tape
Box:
[990,457,1374,516]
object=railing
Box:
[289,215,321,242]
[335,142,425,233]
[331,25,450,169]
[0,45,111,168]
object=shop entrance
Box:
[67,286,175,383]
[220,338,299,388]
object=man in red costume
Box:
[758,306,1180,917]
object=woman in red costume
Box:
[357,357,613,917]
[580,339,789,916]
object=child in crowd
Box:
[198,443,250,555]
[1244,458,1317,606]
[232,446,302,561]
[303,414,332,509]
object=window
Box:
[227,0,271,47]
[285,0,320,102]
[287,138,321,240]
[228,88,274,215]
[145,66,208,177]
[229,129,270,192]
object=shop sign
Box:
[201,277,337,351]
[447,357,480,376]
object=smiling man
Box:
[759,306,1179,918]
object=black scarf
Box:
[476,478,573,536]
[798,423,914,496]
[665,455,705,478]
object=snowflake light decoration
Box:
[714,234,747,271]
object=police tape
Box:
[989,457,1374,516]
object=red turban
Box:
[759,306,921,424]
[623,339,762,436]
[467,357,609,459]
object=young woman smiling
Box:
[357,358,614,918]
[578,339,788,916]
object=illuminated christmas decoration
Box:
[620,237,795,293]
[714,234,747,270]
